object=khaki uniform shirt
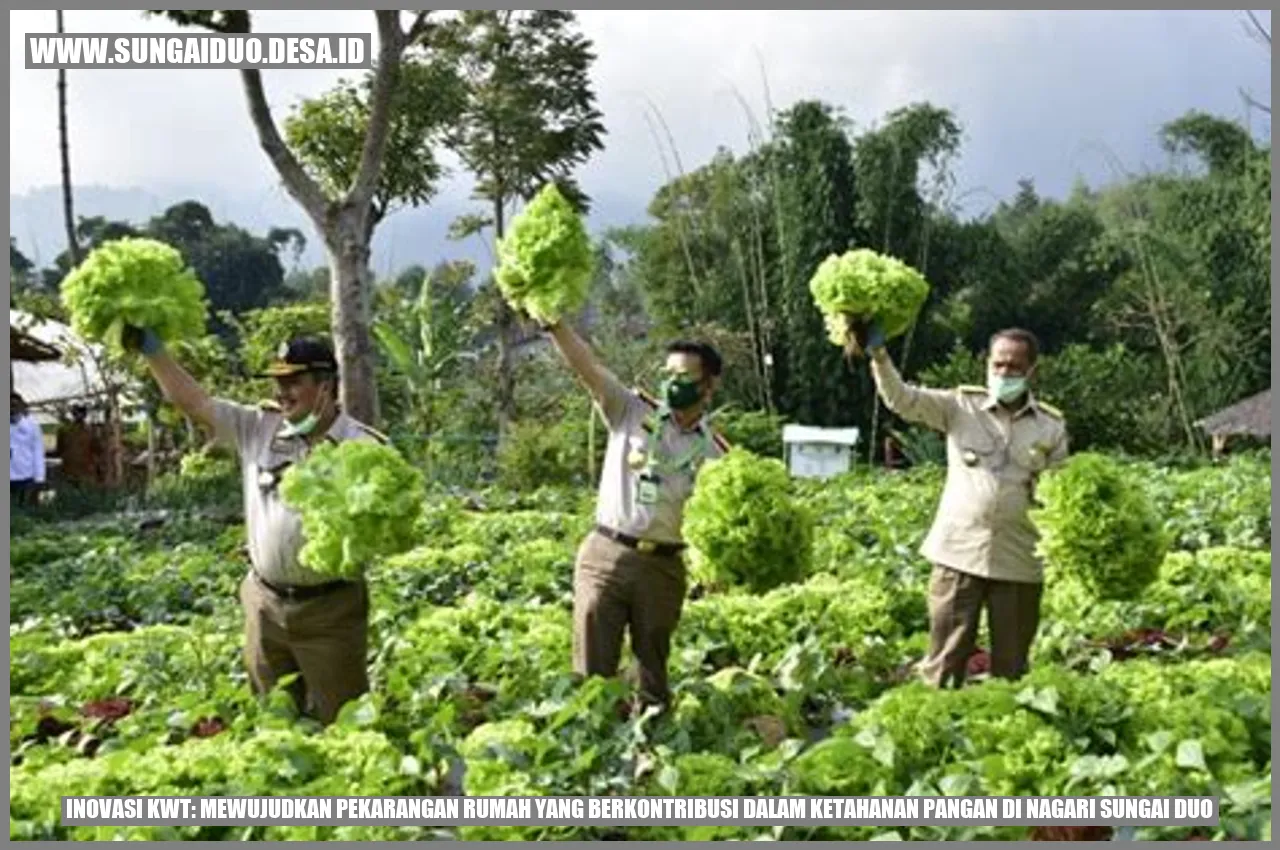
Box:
[871,352,1069,584]
[211,399,383,587]
[594,372,727,546]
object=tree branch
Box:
[1241,87,1272,115]
[238,69,331,221]
[1244,9,1271,47]
[346,10,408,211]
[406,10,433,43]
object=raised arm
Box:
[868,345,957,434]
[125,327,216,431]
[544,320,631,427]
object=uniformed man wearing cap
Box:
[863,324,1069,688]
[123,325,385,724]
[541,320,730,707]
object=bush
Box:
[712,409,786,458]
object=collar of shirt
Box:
[657,408,709,436]
[982,393,1040,420]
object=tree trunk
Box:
[493,196,518,437]
[327,215,380,426]
[56,10,79,267]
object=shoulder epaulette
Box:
[258,399,282,412]
[711,431,731,453]
[634,387,661,409]
[958,385,988,395]
[1036,400,1064,420]
[352,421,390,444]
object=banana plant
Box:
[373,270,477,460]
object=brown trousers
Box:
[573,531,687,704]
[920,563,1043,689]
[238,572,370,724]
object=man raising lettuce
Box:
[125,327,385,724]
[864,324,1069,688]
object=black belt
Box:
[253,572,355,602]
[595,524,685,558]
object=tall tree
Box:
[770,100,862,427]
[151,10,438,425]
[852,102,961,459]
[56,10,79,267]
[429,10,606,435]
[146,201,296,319]
[284,55,463,241]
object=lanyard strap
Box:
[644,407,713,475]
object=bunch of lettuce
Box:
[808,248,930,354]
[1030,452,1168,601]
[280,440,427,579]
[494,183,594,325]
[683,449,814,594]
[60,237,208,354]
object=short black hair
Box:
[666,340,723,378]
[989,328,1040,364]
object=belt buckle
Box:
[636,539,657,554]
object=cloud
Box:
[10,9,1270,238]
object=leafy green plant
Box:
[809,248,930,352]
[683,449,814,593]
[1031,452,1169,600]
[60,237,208,353]
[279,441,426,579]
[495,183,594,324]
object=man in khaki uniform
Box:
[541,319,729,706]
[866,326,1068,688]
[125,328,384,723]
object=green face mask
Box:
[661,375,703,411]
[280,411,320,438]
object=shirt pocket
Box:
[1010,430,1055,474]
[254,443,297,494]
[951,421,1000,470]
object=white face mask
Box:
[988,374,1029,404]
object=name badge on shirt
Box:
[636,473,661,505]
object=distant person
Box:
[863,325,1069,688]
[10,394,46,508]
[56,405,101,487]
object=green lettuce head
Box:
[683,449,814,594]
[809,248,930,352]
[60,237,209,354]
[1030,452,1168,601]
[495,183,595,326]
[280,440,427,579]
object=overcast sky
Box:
[8,9,1272,268]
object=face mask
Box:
[279,382,332,438]
[988,374,1028,404]
[661,375,703,411]
[280,411,320,438]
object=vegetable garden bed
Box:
[8,451,1271,841]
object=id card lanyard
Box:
[634,407,712,504]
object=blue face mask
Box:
[988,374,1028,404]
